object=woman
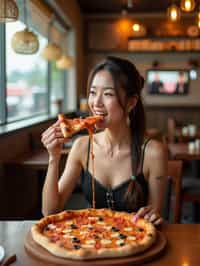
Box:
[41,56,168,225]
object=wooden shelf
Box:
[88,49,200,54]
[128,36,200,52]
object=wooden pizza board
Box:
[24,230,167,266]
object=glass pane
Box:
[50,61,64,115]
[6,20,48,122]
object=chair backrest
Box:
[165,160,183,223]
[167,118,176,143]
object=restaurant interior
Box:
[2,1,200,265]
[1,0,200,224]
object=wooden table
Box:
[0,221,200,266]
[168,143,200,161]
[4,148,70,170]
[175,128,200,143]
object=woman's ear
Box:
[127,96,138,113]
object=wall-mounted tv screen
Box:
[146,69,190,95]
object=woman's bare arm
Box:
[42,137,87,216]
[133,140,168,225]
[146,140,168,213]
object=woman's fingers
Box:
[132,206,152,222]
[145,211,163,225]
[132,206,163,226]
[154,217,163,225]
[42,126,62,145]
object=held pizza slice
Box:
[58,114,103,138]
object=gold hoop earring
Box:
[126,114,130,127]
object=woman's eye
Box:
[104,92,114,96]
[89,90,96,95]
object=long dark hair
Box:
[87,56,146,211]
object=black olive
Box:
[71,224,78,229]
[119,242,125,246]
[111,226,119,232]
[74,245,81,250]
[139,228,144,232]
[119,234,127,239]
[72,237,80,243]
[98,217,103,221]
[148,233,153,237]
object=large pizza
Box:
[31,208,156,260]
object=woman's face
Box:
[88,70,126,129]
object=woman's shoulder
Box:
[144,138,167,161]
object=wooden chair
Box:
[167,117,176,143]
[164,160,183,223]
[166,160,200,223]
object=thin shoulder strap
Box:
[139,138,152,173]
[86,137,91,171]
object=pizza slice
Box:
[58,114,103,138]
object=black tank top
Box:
[80,139,150,213]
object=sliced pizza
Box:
[58,114,103,138]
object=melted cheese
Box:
[62,228,72,233]
[127,236,136,241]
[47,224,56,230]
[82,244,94,249]
[116,239,125,245]
[85,239,96,245]
[111,233,119,238]
[124,227,133,232]
[101,239,112,245]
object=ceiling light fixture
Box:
[167,4,181,22]
[180,0,196,12]
[11,0,39,54]
[42,15,62,61]
[0,0,19,22]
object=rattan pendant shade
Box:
[42,43,62,61]
[56,55,73,69]
[11,27,39,54]
[0,0,19,22]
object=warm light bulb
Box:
[198,20,200,28]
[198,12,200,20]
[180,0,195,12]
[132,23,140,32]
[167,4,181,21]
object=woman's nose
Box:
[94,94,104,107]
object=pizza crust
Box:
[31,209,157,260]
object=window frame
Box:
[0,23,7,125]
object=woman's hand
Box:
[41,120,66,158]
[132,205,163,226]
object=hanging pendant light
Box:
[167,4,181,22]
[132,23,146,36]
[56,55,73,69]
[197,8,200,28]
[42,16,62,61]
[0,0,19,22]
[42,43,62,61]
[180,0,196,12]
[11,0,39,54]
[11,27,39,54]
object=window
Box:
[50,61,65,115]
[6,20,48,122]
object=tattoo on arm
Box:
[155,176,163,181]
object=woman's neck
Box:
[103,125,132,153]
